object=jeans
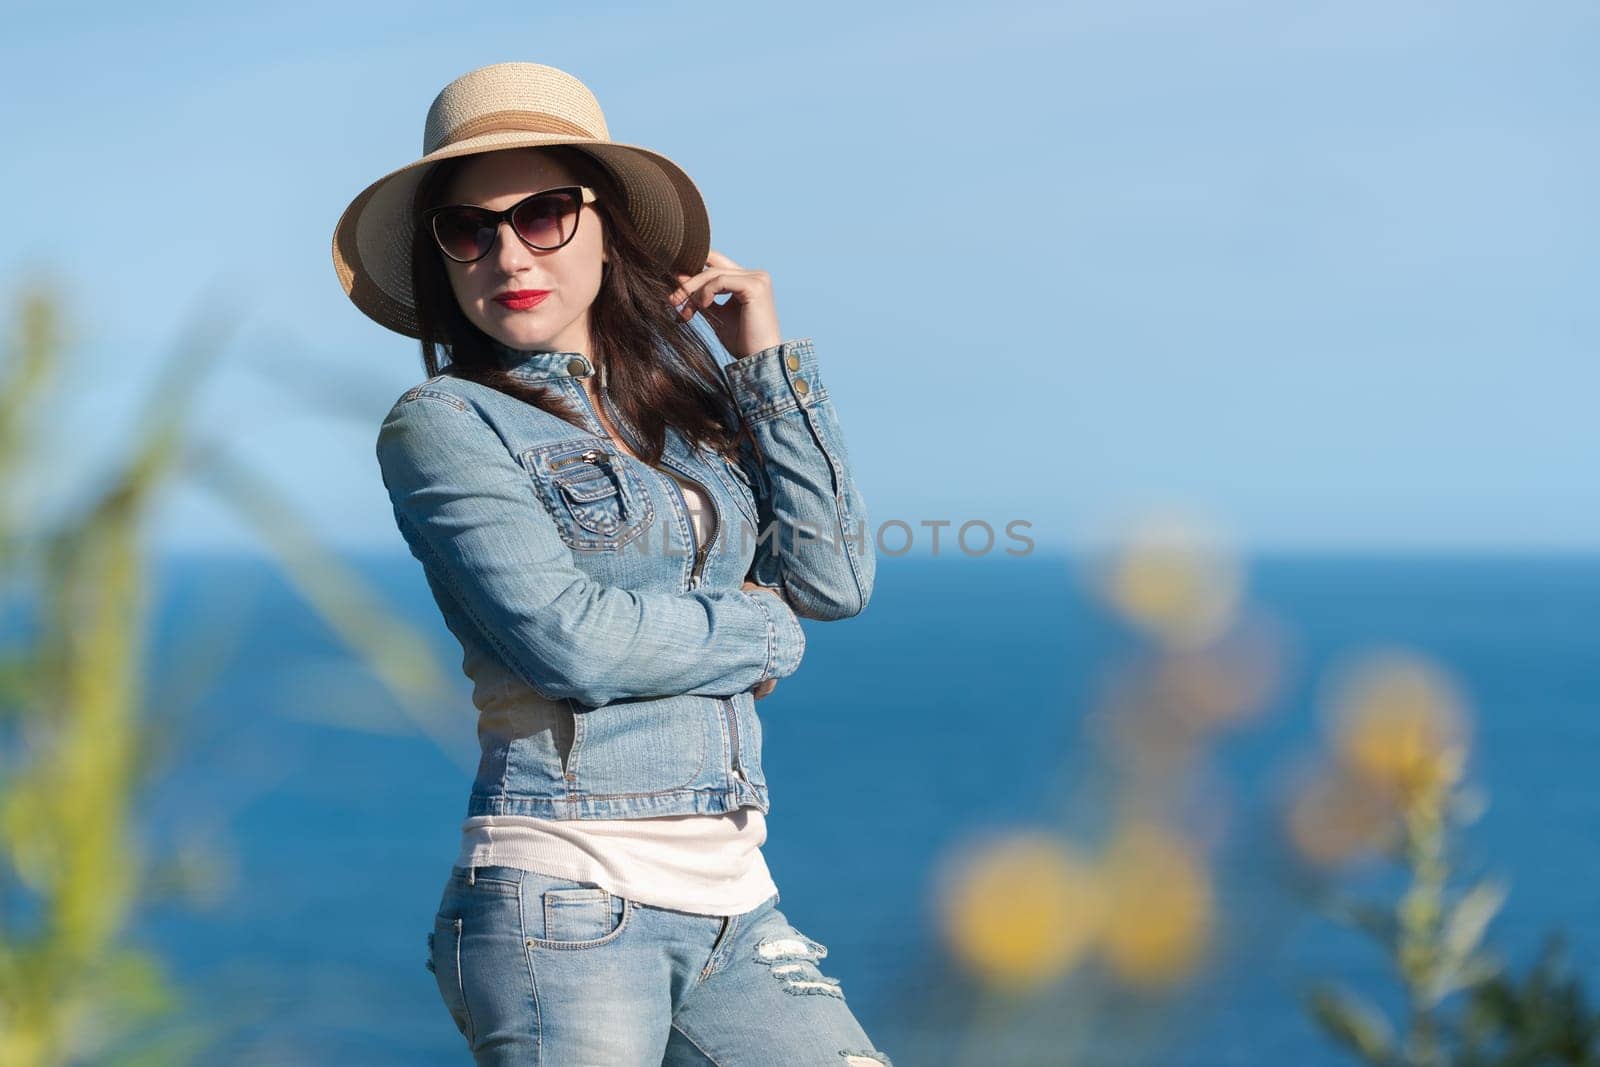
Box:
[425,864,894,1065]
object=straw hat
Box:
[331,61,711,339]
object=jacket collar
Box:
[487,338,595,382]
[483,338,693,463]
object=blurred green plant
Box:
[1459,933,1600,1066]
[1298,655,1600,1066]
[0,281,460,1064]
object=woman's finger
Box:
[668,268,723,316]
[670,260,757,308]
[693,271,728,307]
[672,269,762,321]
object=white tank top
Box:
[456,474,779,916]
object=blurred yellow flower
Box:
[934,830,1104,991]
[1326,651,1471,803]
[1095,819,1214,988]
[1089,509,1242,649]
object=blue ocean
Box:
[134,551,1600,1065]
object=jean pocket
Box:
[452,864,524,897]
[430,914,475,1044]
[526,872,631,950]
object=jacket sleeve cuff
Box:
[740,586,806,681]
[721,338,822,425]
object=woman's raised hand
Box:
[667,250,783,360]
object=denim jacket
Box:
[375,337,875,819]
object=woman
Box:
[331,62,888,1065]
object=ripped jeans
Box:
[425,864,894,1066]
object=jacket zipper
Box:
[667,467,719,590]
[581,376,746,785]
[550,447,610,469]
[582,382,721,590]
[654,465,742,781]
[656,467,741,782]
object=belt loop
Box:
[468,865,476,886]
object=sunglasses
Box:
[422,185,598,264]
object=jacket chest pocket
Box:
[523,439,655,551]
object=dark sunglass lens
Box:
[433,210,494,262]
[512,191,579,249]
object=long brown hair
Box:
[408,146,744,466]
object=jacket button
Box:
[785,353,800,371]
[566,357,587,377]
[793,378,809,395]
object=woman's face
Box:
[438,148,608,355]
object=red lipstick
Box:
[494,289,550,311]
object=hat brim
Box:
[331,131,711,340]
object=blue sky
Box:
[2,0,1594,554]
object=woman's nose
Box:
[491,220,534,271]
